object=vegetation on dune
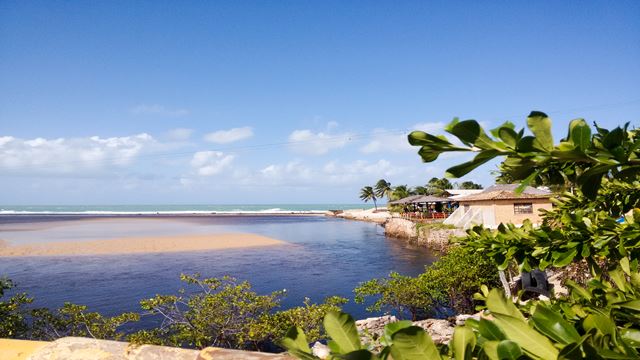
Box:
[285,112,640,359]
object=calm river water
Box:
[0,215,438,328]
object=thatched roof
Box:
[455,184,552,202]
[388,195,424,205]
[388,194,450,205]
[413,195,451,203]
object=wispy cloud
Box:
[204,127,254,144]
[167,128,194,141]
[287,128,352,155]
[131,104,190,117]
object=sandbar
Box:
[0,233,286,257]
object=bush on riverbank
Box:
[0,273,346,351]
[354,246,499,320]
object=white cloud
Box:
[234,158,403,188]
[322,159,405,185]
[259,161,313,183]
[167,128,193,141]
[288,129,351,155]
[204,127,254,144]
[190,151,234,176]
[0,134,156,174]
[131,104,189,117]
[359,122,446,154]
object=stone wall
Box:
[415,227,467,251]
[383,218,466,250]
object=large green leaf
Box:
[618,299,640,311]
[498,127,519,148]
[486,290,558,359]
[445,150,501,178]
[531,304,581,344]
[452,326,476,360]
[408,131,449,146]
[552,248,578,267]
[583,314,616,339]
[382,320,413,346]
[390,326,441,360]
[481,341,500,360]
[496,340,523,360]
[486,289,526,321]
[568,118,591,151]
[478,318,507,341]
[527,111,553,151]
[447,119,498,150]
[341,349,380,360]
[281,326,312,353]
[323,311,362,353]
[621,329,640,347]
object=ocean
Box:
[0,204,376,215]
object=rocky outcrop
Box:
[354,315,465,345]
[383,218,466,250]
[414,227,467,251]
[383,218,417,239]
[331,209,392,224]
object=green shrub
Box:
[354,272,435,320]
[354,246,499,319]
[30,303,139,341]
[129,274,347,351]
[0,277,31,338]
[420,245,499,314]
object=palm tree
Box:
[458,181,483,189]
[413,185,430,195]
[390,185,412,200]
[374,179,392,199]
[359,186,378,210]
[426,177,453,196]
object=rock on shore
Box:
[327,208,392,224]
[383,218,466,251]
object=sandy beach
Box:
[0,233,286,257]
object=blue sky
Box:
[1,1,639,204]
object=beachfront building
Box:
[388,194,453,220]
[442,189,484,200]
[443,184,553,229]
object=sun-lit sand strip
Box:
[0,233,286,257]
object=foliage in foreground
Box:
[286,267,640,359]
[286,112,640,358]
[354,246,499,319]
